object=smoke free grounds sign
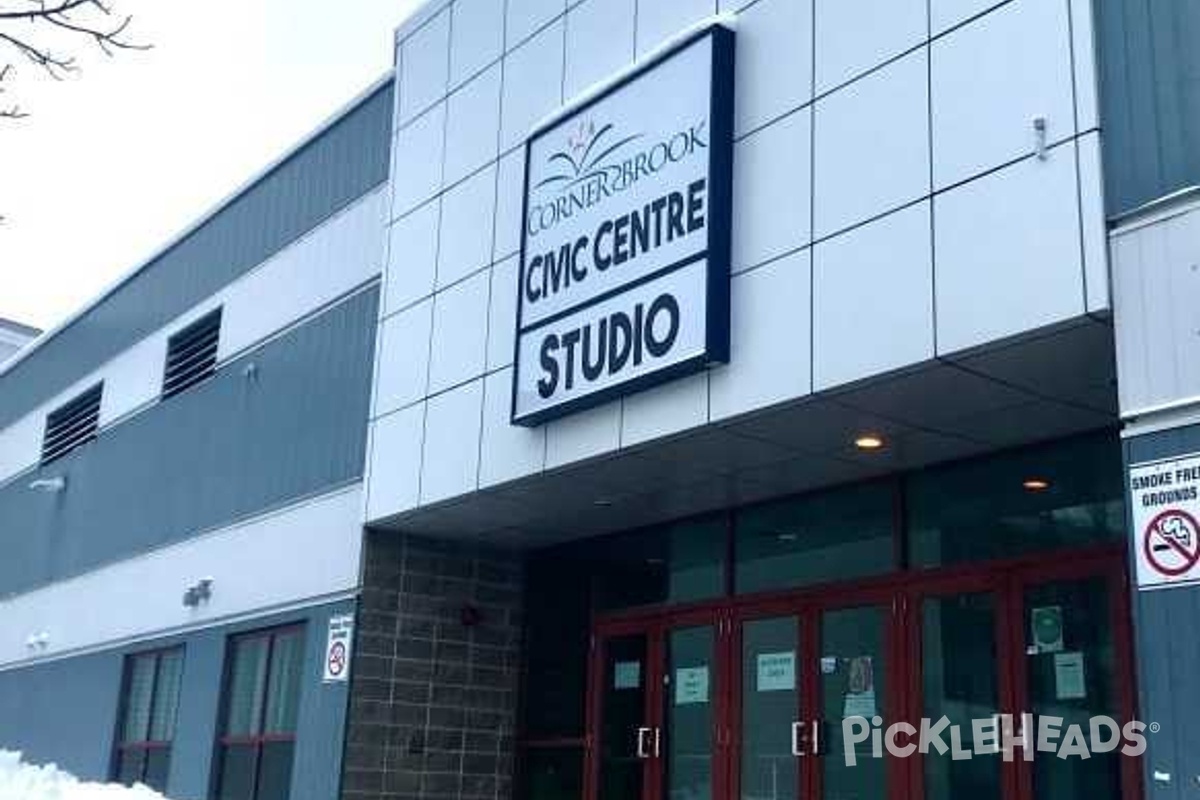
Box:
[511,24,735,426]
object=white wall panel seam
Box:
[1065,0,1088,313]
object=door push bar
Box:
[791,721,823,756]
[636,726,662,759]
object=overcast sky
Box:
[0,0,420,331]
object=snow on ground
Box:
[0,752,166,800]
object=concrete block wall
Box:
[342,531,523,800]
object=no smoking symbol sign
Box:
[1144,509,1200,577]
[327,641,347,677]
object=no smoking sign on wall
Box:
[1129,454,1200,589]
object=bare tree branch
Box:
[0,0,149,116]
[0,63,27,118]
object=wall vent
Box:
[163,309,222,399]
[41,383,103,464]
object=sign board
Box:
[614,660,641,690]
[675,665,710,705]
[842,656,876,718]
[756,651,795,692]
[1054,652,1087,700]
[322,613,354,683]
[511,24,735,426]
[1129,454,1200,589]
[1030,606,1064,654]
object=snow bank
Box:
[0,751,167,800]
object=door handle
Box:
[811,721,822,756]
[636,726,652,759]
[653,726,662,758]
[791,721,805,756]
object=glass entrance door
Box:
[590,617,723,800]
[1014,565,1139,800]
[734,594,896,800]
[816,603,893,800]
[594,633,654,800]
[910,555,1139,800]
[589,552,1137,800]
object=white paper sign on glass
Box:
[1054,652,1087,700]
[675,665,710,705]
[614,660,641,690]
[511,24,735,426]
[756,651,796,692]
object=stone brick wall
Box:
[341,531,523,800]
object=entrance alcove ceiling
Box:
[373,316,1118,548]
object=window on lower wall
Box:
[214,626,306,800]
[113,647,184,792]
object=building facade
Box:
[3,2,1200,800]
[0,319,39,364]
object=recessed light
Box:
[1023,478,1051,492]
[854,434,885,451]
[776,532,798,543]
[593,498,613,508]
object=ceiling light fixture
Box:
[854,434,885,451]
[1023,478,1051,492]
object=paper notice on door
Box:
[843,690,877,719]
[675,666,710,705]
[614,661,641,690]
[843,655,876,718]
[1054,652,1087,700]
[756,651,795,692]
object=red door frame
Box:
[587,607,729,800]
[583,543,1141,800]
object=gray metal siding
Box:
[0,649,122,777]
[0,285,379,598]
[0,599,355,800]
[0,79,392,432]
[1124,425,1200,800]
[1095,1,1200,215]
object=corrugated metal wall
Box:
[0,599,355,800]
[0,285,379,598]
[0,79,393,432]
[1095,1,1200,215]
[1124,424,1200,800]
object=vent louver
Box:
[41,383,102,464]
[163,309,221,399]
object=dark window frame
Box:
[111,646,185,791]
[212,624,306,800]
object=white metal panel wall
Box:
[0,188,386,488]
[0,486,362,669]
[1112,200,1200,418]
[366,0,1108,523]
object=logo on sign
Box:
[1143,509,1200,577]
[327,641,347,677]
